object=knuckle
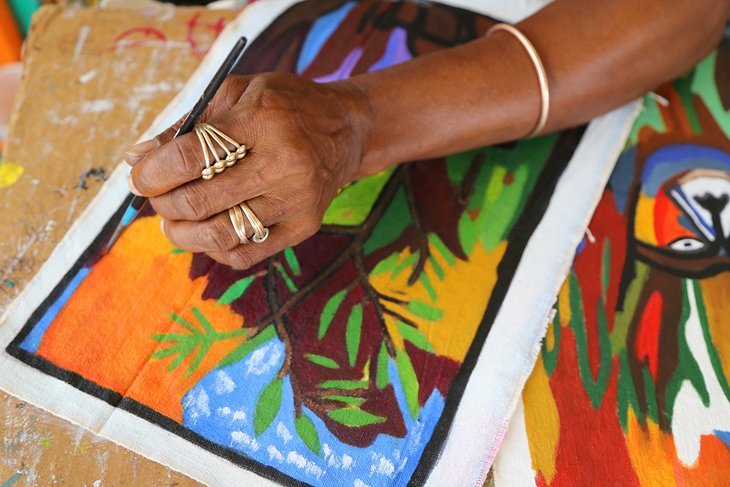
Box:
[172,137,204,181]
[208,217,237,251]
[302,216,321,237]
[178,184,210,221]
[262,195,287,221]
[229,247,254,270]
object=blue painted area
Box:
[120,205,140,226]
[19,268,91,353]
[297,2,357,75]
[1,471,24,487]
[182,337,445,486]
[715,430,730,450]
[640,144,730,196]
[368,28,413,72]
[671,185,715,238]
[608,146,637,213]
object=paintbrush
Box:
[102,36,248,255]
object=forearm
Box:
[345,0,729,179]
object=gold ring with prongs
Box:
[195,122,247,180]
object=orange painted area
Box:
[0,1,21,65]
[37,216,248,422]
[626,412,730,487]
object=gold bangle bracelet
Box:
[487,23,550,137]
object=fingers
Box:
[123,114,187,166]
[130,114,254,197]
[147,153,275,221]
[124,75,254,195]
[206,224,306,270]
[160,195,286,253]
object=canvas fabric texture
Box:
[0,0,639,486]
[493,45,730,486]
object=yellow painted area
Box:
[557,280,571,326]
[370,241,505,362]
[699,274,730,382]
[486,165,507,204]
[0,161,23,188]
[626,412,677,487]
[522,357,560,484]
[634,196,658,245]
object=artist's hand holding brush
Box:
[124,0,728,269]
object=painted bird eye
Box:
[669,237,706,252]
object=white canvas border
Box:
[0,0,640,485]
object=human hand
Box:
[124,73,370,269]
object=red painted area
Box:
[187,13,228,56]
[113,27,167,50]
[573,193,627,378]
[634,291,663,380]
[547,328,640,486]
[654,186,694,247]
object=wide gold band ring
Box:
[227,202,269,245]
[195,122,247,180]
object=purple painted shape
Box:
[312,47,364,83]
[368,27,413,72]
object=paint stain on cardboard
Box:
[76,168,107,190]
[0,162,23,188]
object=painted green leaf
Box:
[294,413,321,456]
[397,321,434,353]
[319,379,369,390]
[324,395,366,407]
[396,349,420,419]
[429,233,456,266]
[376,341,390,389]
[170,313,199,335]
[319,289,348,340]
[323,167,394,226]
[429,255,445,281]
[346,304,363,367]
[217,276,256,305]
[170,247,186,254]
[254,378,282,436]
[284,247,301,276]
[419,273,437,301]
[370,253,400,276]
[217,325,276,369]
[392,252,419,280]
[601,239,611,300]
[274,262,297,292]
[327,408,387,427]
[151,347,179,360]
[305,353,339,369]
[407,300,444,321]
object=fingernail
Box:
[128,175,142,196]
[160,218,165,233]
[124,139,158,165]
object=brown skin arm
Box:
[351,0,730,177]
[125,0,730,270]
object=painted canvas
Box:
[0,0,638,485]
[493,46,730,486]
